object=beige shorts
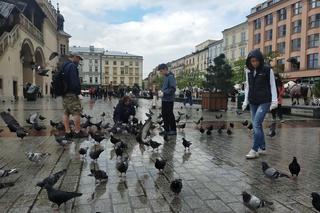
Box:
[63,94,82,115]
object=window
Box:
[309,14,320,28]
[60,44,66,55]
[135,77,139,83]
[95,66,98,72]
[95,77,98,83]
[264,45,272,54]
[291,56,300,71]
[105,60,108,65]
[265,14,273,25]
[292,20,302,33]
[292,2,302,15]
[291,38,301,51]
[125,66,129,74]
[135,68,139,75]
[89,77,92,83]
[121,61,124,66]
[278,25,286,37]
[276,58,285,72]
[254,33,261,44]
[120,67,124,75]
[113,67,118,75]
[135,61,139,66]
[232,35,236,44]
[89,59,92,64]
[265,29,273,41]
[241,32,246,42]
[277,8,287,21]
[129,61,133,66]
[89,66,92,72]
[254,18,261,29]
[105,67,109,75]
[113,78,117,84]
[120,77,125,84]
[113,61,117,65]
[277,42,286,54]
[240,47,245,57]
[94,59,98,64]
[307,53,319,69]
[129,68,133,75]
[308,34,320,48]
[309,0,320,9]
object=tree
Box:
[176,72,204,89]
[263,51,284,73]
[205,54,233,94]
[153,75,164,88]
[231,58,246,84]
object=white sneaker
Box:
[258,149,266,155]
[246,149,259,159]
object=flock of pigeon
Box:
[0,106,320,212]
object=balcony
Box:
[0,25,19,57]
[19,14,44,44]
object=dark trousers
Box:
[271,104,283,120]
[162,101,176,132]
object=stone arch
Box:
[34,47,45,91]
[20,39,34,88]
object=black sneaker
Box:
[65,132,73,140]
[73,130,88,139]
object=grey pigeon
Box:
[36,169,67,188]
[79,147,89,157]
[89,149,104,161]
[55,135,73,147]
[242,191,273,211]
[26,152,51,163]
[170,179,182,195]
[262,162,289,179]
[182,138,192,151]
[89,169,108,183]
[150,140,162,151]
[311,192,320,212]
[155,157,166,173]
[0,168,18,178]
[116,157,129,176]
[44,185,82,208]
[0,182,15,189]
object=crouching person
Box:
[113,96,136,123]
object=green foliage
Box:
[313,81,320,98]
[205,54,233,94]
[264,51,280,64]
[153,75,164,88]
[231,58,246,84]
[176,72,204,89]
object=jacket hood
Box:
[246,49,265,71]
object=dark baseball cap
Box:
[157,63,168,71]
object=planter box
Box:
[202,92,228,111]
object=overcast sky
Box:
[52,0,262,78]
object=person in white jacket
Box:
[242,49,278,159]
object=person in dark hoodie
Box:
[158,63,177,136]
[113,96,136,123]
[242,49,278,159]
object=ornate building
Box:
[0,0,71,99]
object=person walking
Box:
[271,73,285,123]
[62,53,87,139]
[108,82,113,101]
[242,49,278,159]
[158,64,177,136]
[184,82,193,107]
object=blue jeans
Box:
[184,96,193,106]
[250,103,271,152]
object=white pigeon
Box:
[25,152,51,163]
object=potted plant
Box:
[202,54,233,111]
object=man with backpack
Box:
[54,53,87,139]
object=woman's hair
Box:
[122,95,131,103]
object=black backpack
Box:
[52,62,70,96]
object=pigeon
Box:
[261,162,290,179]
[207,125,213,131]
[217,127,223,134]
[242,120,248,126]
[157,120,163,126]
[206,130,212,135]
[242,191,273,211]
[236,110,243,115]
[215,114,222,119]
[178,111,184,116]
[194,117,203,125]
[0,168,18,177]
[39,115,46,120]
[90,132,106,144]
[247,123,253,130]
[199,126,205,134]
[55,135,72,147]
[36,169,67,188]
[0,182,15,189]
[16,128,28,139]
[150,140,162,151]
[26,152,51,163]
[227,129,232,135]
[115,142,124,157]
[175,116,181,124]
[170,179,182,195]
[176,123,186,130]
[101,112,106,117]
[186,114,191,120]
[110,135,121,145]
[229,123,234,128]
[311,192,320,212]
[268,122,276,137]
[145,113,152,118]
[116,157,129,176]
[7,108,11,112]
[182,138,192,151]
[155,158,166,173]
[89,149,104,161]
[89,169,108,183]
[44,184,82,208]
[288,157,300,177]
[79,147,89,157]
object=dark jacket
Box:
[113,100,136,123]
[246,49,271,105]
[161,72,176,102]
[63,60,81,95]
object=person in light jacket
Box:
[242,49,278,159]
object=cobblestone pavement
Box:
[0,97,320,213]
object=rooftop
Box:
[222,21,247,33]
[70,46,105,54]
[248,0,282,17]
